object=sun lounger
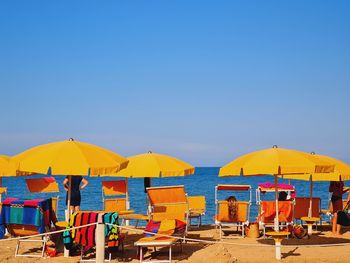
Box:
[256,184,295,236]
[214,184,252,239]
[0,197,57,257]
[188,196,206,227]
[135,185,189,263]
[102,180,148,227]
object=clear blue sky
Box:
[1,1,349,166]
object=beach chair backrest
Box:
[26,177,59,193]
[215,184,252,225]
[25,177,59,215]
[0,187,7,203]
[188,196,206,214]
[102,180,127,196]
[147,185,189,225]
[147,185,187,205]
[102,180,129,212]
[217,200,249,222]
[294,197,320,219]
[259,200,294,223]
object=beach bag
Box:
[291,225,307,239]
[245,223,260,238]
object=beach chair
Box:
[102,180,148,227]
[135,185,189,263]
[215,184,252,239]
[256,184,295,237]
[188,195,206,227]
[293,197,322,231]
[0,197,57,257]
[0,187,7,203]
[26,177,60,216]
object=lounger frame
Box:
[215,184,252,239]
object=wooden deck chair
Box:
[188,196,206,227]
[102,180,148,227]
[26,177,60,217]
[256,184,295,237]
[215,184,252,239]
[135,185,189,263]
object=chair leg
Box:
[15,240,20,257]
[139,246,143,263]
[169,245,172,263]
[41,236,47,258]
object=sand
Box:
[1,225,350,263]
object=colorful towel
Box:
[260,201,293,223]
[0,197,57,239]
[144,219,186,240]
[63,212,120,250]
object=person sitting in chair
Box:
[226,196,238,220]
[278,191,288,201]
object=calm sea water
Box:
[2,167,343,224]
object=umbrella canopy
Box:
[219,146,335,231]
[114,151,195,178]
[10,139,128,219]
[282,153,350,217]
[0,155,12,177]
[11,139,128,176]
[219,147,334,177]
[283,153,350,181]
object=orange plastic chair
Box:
[102,180,148,226]
[256,185,295,236]
[214,184,252,238]
[188,196,206,227]
[135,185,189,262]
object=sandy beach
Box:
[1,224,350,263]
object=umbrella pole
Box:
[308,175,313,217]
[64,175,72,258]
[67,175,72,219]
[125,178,130,226]
[274,175,279,231]
[0,177,2,203]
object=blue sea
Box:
[2,167,343,224]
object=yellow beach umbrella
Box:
[219,146,335,231]
[282,153,350,216]
[10,138,129,215]
[114,151,195,178]
[283,153,350,181]
[11,138,128,176]
[0,155,12,177]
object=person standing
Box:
[329,181,349,213]
[63,176,89,213]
